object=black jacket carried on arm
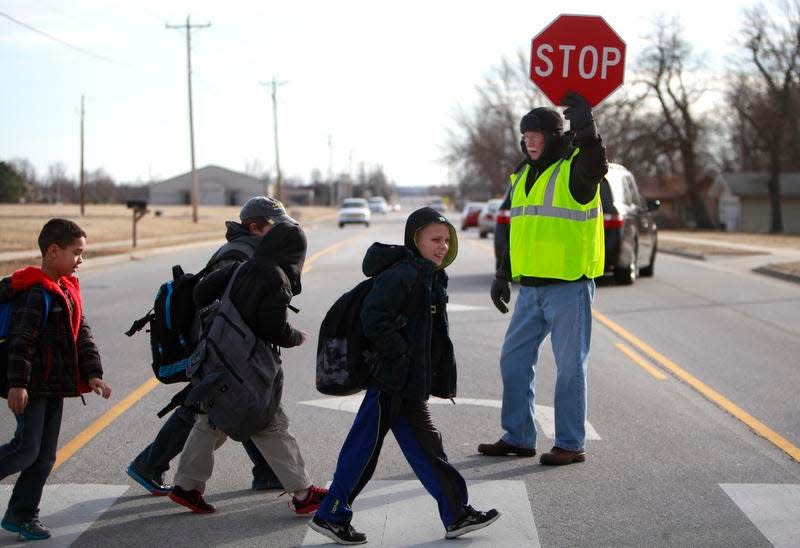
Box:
[496,133,609,285]
[361,208,458,401]
[194,222,305,348]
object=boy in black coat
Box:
[167,221,328,515]
[310,208,500,545]
[0,218,111,541]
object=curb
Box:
[752,266,800,285]
[658,248,706,261]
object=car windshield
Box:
[341,199,367,208]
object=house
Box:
[718,172,800,233]
[635,173,724,229]
[149,165,270,206]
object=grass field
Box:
[0,204,335,252]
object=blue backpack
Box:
[0,283,52,398]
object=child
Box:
[0,218,111,541]
[168,221,327,514]
[310,207,500,545]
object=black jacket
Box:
[194,222,305,348]
[361,208,458,401]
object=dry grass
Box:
[0,204,335,252]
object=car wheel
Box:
[479,231,488,239]
[614,246,638,285]
[640,243,656,277]
[339,222,345,228]
[365,222,370,227]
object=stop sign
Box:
[530,14,626,107]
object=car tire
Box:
[640,243,656,277]
[479,231,488,239]
[614,246,638,285]
[365,222,370,227]
[339,222,345,229]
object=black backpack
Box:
[316,262,422,396]
[0,281,52,398]
[126,265,207,384]
[315,278,377,396]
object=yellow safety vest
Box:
[509,149,604,281]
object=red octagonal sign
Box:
[530,14,626,107]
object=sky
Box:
[1,0,758,188]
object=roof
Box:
[721,172,800,198]
[150,165,264,189]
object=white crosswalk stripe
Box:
[299,395,603,440]
[720,483,800,547]
[302,480,539,546]
[0,484,128,547]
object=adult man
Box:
[478,93,607,465]
[127,196,294,494]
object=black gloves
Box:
[490,278,510,314]
[563,92,598,144]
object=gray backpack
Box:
[185,264,284,441]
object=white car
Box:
[367,196,389,214]
[478,199,503,238]
[338,198,371,228]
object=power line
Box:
[0,9,126,66]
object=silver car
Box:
[478,199,503,238]
[338,198,371,228]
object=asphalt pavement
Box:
[1,212,799,547]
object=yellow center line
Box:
[55,233,364,469]
[54,377,160,470]
[594,309,800,463]
[613,342,667,380]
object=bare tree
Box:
[636,16,715,228]
[728,0,800,232]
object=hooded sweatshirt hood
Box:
[10,266,82,343]
[253,222,306,295]
[362,243,413,278]
[403,207,458,270]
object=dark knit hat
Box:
[520,107,564,135]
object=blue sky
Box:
[1,0,756,187]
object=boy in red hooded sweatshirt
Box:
[0,218,111,541]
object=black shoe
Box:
[445,506,501,539]
[1,513,51,541]
[309,515,367,545]
[168,485,216,514]
[127,461,172,495]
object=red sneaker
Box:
[168,486,216,514]
[289,485,328,515]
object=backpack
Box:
[125,240,257,385]
[0,283,52,398]
[184,264,284,441]
[315,278,377,396]
[125,265,208,384]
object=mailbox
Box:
[126,200,148,211]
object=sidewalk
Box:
[659,232,800,285]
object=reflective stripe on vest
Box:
[510,162,601,222]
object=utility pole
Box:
[79,94,85,216]
[328,133,334,206]
[260,77,286,202]
[166,15,210,223]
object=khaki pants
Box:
[173,403,311,493]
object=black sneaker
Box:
[445,506,500,539]
[1,513,51,541]
[127,461,172,496]
[309,515,367,545]
[168,485,216,514]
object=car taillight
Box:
[603,213,624,229]
[496,210,511,224]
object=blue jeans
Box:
[0,397,63,521]
[499,279,594,452]
[132,405,277,486]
